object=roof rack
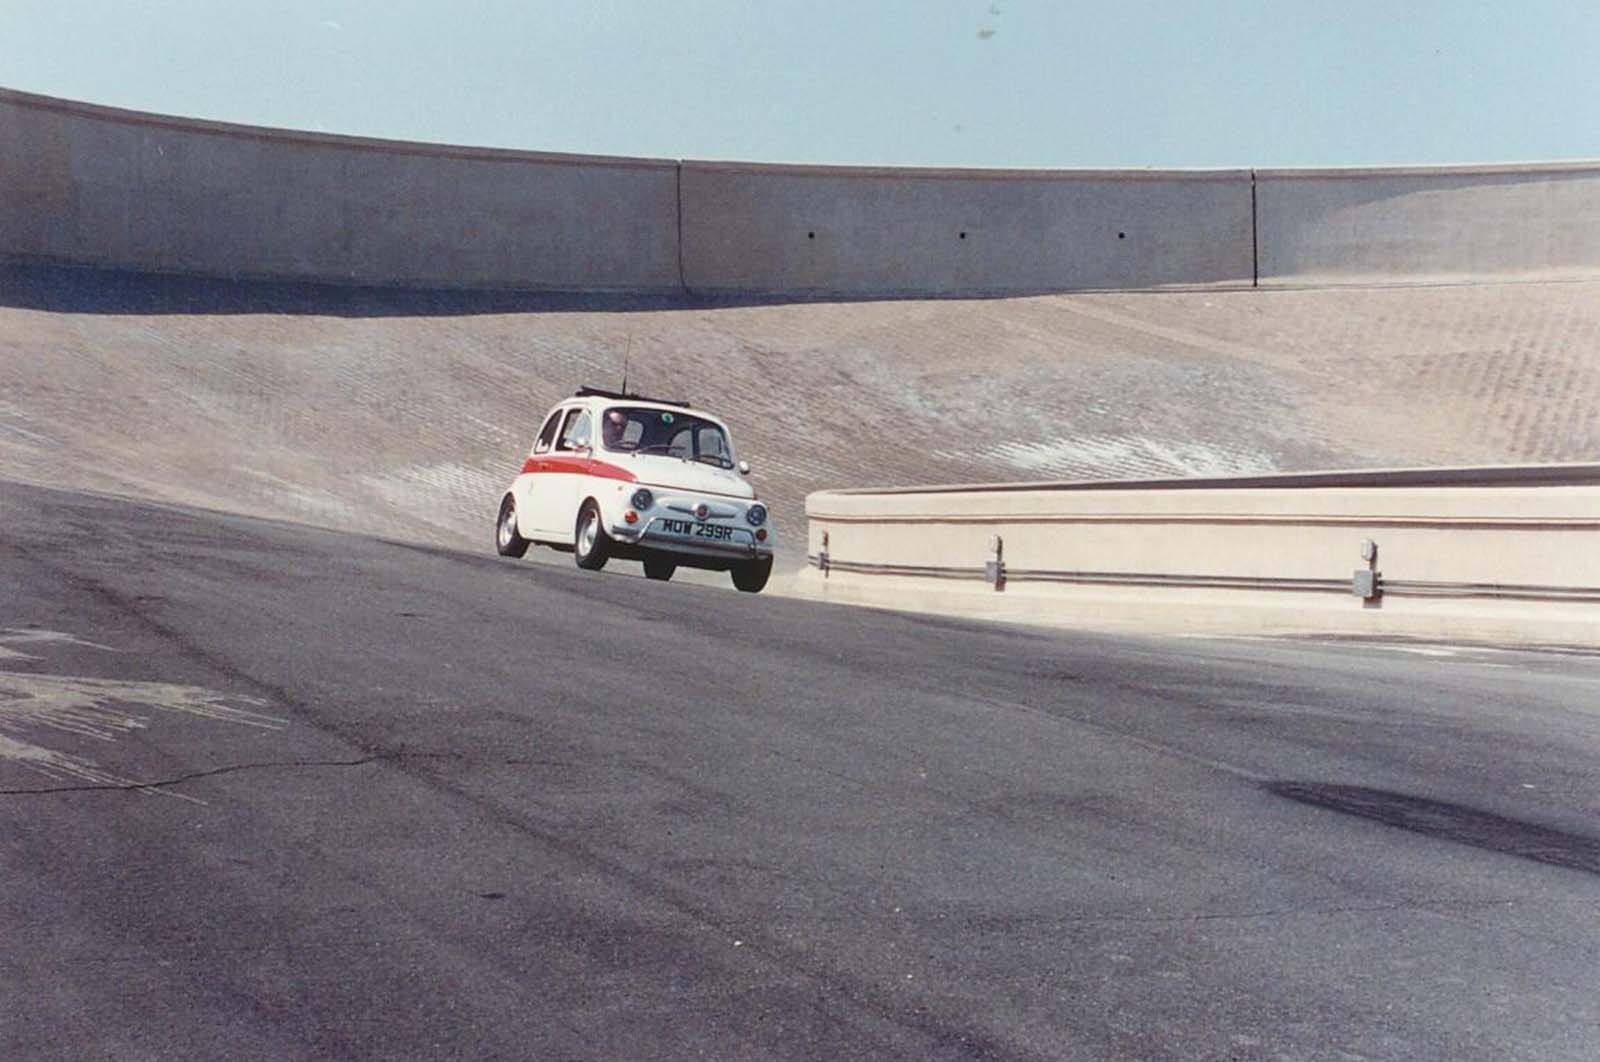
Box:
[575,386,692,409]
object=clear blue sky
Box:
[3,1,1598,168]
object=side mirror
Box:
[738,460,751,476]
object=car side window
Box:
[532,411,562,455]
[697,426,730,460]
[556,409,592,452]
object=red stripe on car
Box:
[519,456,638,483]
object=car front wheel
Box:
[496,495,530,558]
[731,555,772,593]
[574,501,611,571]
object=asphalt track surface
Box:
[5,479,1600,1061]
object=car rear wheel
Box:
[731,555,772,593]
[642,556,676,581]
[574,500,611,571]
[496,495,530,558]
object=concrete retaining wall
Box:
[5,87,1600,295]
[0,88,683,290]
[1257,163,1600,286]
[679,161,1253,295]
[800,466,1600,647]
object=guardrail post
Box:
[986,534,1006,591]
[1352,538,1381,601]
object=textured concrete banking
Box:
[801,466,1600,647]
[5,274,1600,568]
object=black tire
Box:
[731,555,772,593]
[496,494,530,558]
[643,556,676,581]
[574,500,611,571]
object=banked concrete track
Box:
[4,265,1600,568]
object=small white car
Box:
[495,387,775,592]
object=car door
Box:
[539,407,594,540]
[520,406,580,536]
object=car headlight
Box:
[630,488,654,510]
[745,503,767,526]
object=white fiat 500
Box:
[496,387,775,592]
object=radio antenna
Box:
[620,335,633,395]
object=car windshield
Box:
[601,406,734,468]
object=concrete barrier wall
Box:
[1256,163,1600,286]
[800,466,1600,647]
[679,161,1254,295]
[0,88,683,290]
[6,87,1600,295]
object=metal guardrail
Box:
[806,466,1600,640]
[806,555,1600,604]
[1381,581,1600,603]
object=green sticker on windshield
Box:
[660,412,675,424]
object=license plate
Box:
[659,518,734,541]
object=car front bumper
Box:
[610,518,773,562]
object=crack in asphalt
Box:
[0,756,379,796]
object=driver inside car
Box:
[602,409,632,450]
